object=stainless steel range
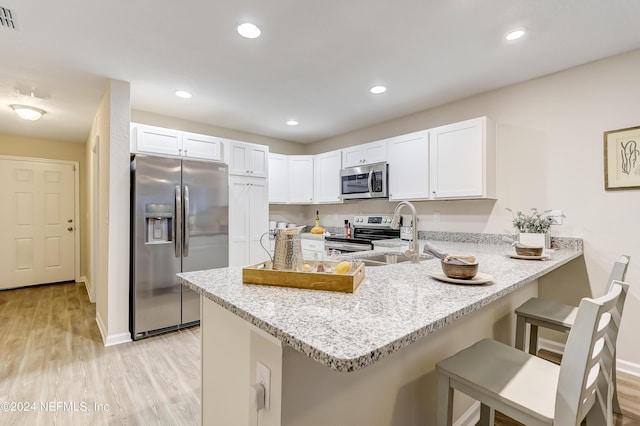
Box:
[324,214,401,252]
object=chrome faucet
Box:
[390,200,419,263]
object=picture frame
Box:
[604,125,640,190]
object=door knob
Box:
[67,227,74,231]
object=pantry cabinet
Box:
[341,140,387,167]
[428,116,496,199]
[228,176,269,266]
[228,141,268,177]
[131,124,224,162]
[313,150,343,204]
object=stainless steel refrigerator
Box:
[130,154,228,340]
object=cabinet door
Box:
[363,141,387,164]
[247,179,269,264]
[387,131,429,200]
[429,117,484,199]
[182,132,223,161]
[314,150,343,204]
[228,142,250,175]
[342,146,366,168]
[228,141,269,176]
[268,153,289,203]
[342,140,387,167]
[228,177,249,266]
[250,145,269,178]
[134,125,182,156]
[289,156,314,204]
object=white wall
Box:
[306,48,640,369]
[90,79,132,346]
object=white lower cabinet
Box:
[229,176,269,267]
[301,238,325,260]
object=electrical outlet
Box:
[549,210,563,225]
[256,361,271,410]
[433,211,441,223]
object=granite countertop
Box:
[178,239,582,373]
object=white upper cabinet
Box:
[387,130,430,201]
[228,141,269,177]
[428,116,496,199]
[268,154,315,204]
[131,124,224,162]
[314,150,343,204]
[288,155,314,203]
[342,140,387,168]
[182,132,224,161]
[268,153,289,203]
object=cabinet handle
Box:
[184,150,188,155]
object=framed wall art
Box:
[604,125,640,190]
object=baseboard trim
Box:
[78,275,95,303]
[539,338,640,378]
[95,312,132,347]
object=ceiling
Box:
[1,1,640,145]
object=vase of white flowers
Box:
[506,208,557,248]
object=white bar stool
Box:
[436,281,629,426]
[514,254,629,414]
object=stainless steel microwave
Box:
[340,162,388,200]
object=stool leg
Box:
[437,371,454,426]
[515,315,526,351]
[528,324,539,355]
[479,403,495,426]
[612,353,622,415]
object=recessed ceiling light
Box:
[370,85,387,94]
[175,90,192,99]
[505,28,526,41]
[237,23,261,39]
[286,120,299,126]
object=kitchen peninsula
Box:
[178,238,582,425]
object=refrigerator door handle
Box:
[175,185,182,258]
[183,185,190,257]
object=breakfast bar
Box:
[178,238,583,425]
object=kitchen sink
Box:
[353,252,431,266]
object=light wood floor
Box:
[1,282,639,425]
[0,281,200,425]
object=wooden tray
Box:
[242,261,365,293]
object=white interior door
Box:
[0,157,76,289]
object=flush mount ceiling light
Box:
[369,85,387,94]
[175,90,192,99]
[505,28,526,41]
[237,23,261,39]
[286,120,299,126]
[10,104,46,121]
